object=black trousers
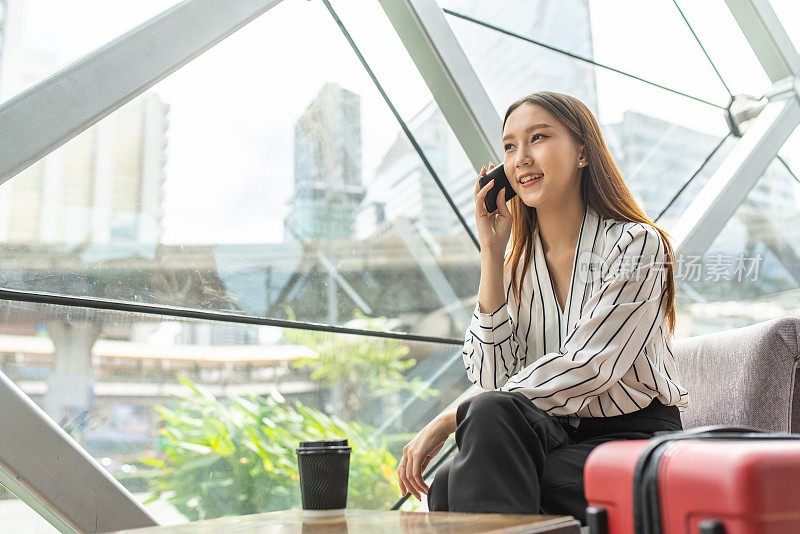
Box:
[427,390,682,525]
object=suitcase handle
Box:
[633,426,800,534]
[650,426,765,438]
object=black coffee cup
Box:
[296,438,352,511]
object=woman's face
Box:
[502,102,585,209]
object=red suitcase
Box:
[583,427,800,534]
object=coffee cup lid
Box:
[298,439,348,448]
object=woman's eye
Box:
[504,134,543,151]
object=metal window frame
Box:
[0,0,285,186]
[671,0,800,260]
[725,0,800,83]
[377,0,501,171]
[379,0,800,266]
[0,370,157,533]
[0,0,288,530]
[671,96,799,261]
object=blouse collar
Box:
[532,203,602,340]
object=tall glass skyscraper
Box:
[285,82,365,241]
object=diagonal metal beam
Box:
[377,0,501,171]
[671,97,800,264]
[0,1,287,528]
[0,0,285,186]
[671,0,800,278]
[725,0,800,82]
[0,369,157,532]
[316,250,373,315]
[394,216,470,328]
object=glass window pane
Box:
[0,0,482,341]
[779,126,799,178]
[443,10,730,219]
[0,0,181,105]
[0,484,58,533]
[439,0,732,106]
[652,134,738,227]
[0,297,468,518]
[327,0,480,232]
[674,158,800,336]
[674,0,773,98]
[767,0,800,55]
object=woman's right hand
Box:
[397,416,453,501]
[475,162,513,258]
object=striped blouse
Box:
[463,203,689,420]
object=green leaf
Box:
[139,457,166,469]
[174,442,213,455]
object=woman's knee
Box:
[460,390,519,422]
[460,390,547,425]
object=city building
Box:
[284,82,366,242]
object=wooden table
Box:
[115,508,582,533]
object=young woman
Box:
[396,91,689,524]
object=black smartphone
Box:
[478,163,516,213]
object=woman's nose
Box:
[515,146,533,167]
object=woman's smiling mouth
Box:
[519,173,543,187]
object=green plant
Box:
[284,308,437,421]
[142,376,402,521]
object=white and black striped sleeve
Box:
[462,285,523,390]
[499,224,668,415]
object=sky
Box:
[0,0,797,244]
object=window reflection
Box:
[0,298,469,520]
[0,484,58,533]
[675,159,800,336]
[0,0,480,341]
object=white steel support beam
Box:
[672,0,800,265]
[672,97,800,263]
[0,0,285,186]
[0,370,158,532]
[378,0,502,170]
[725,0,800,83]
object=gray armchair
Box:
[673,316,800,433]
[420,316,798,533]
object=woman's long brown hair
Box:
[503,91,676,334]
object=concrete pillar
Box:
[43,322,101,433]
